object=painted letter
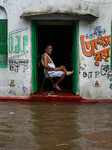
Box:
[81,35,96,57]
[9,36,14,53]
[23,35,28,52]
[15,36,21,53]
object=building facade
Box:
[0,0,112,100]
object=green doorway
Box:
[32,21,78,94]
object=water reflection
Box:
[30,103,82,150]
[0,101,38,150]
[0,102,112,150]
[76,103,112,150]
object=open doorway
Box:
[37,25,73,90]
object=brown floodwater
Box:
[0,101,112,150]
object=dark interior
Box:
[37,25,73,90]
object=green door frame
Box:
[31,20,78,94]
[32,20,38,93]
[73,22,78,94]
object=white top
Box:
[41,53,62,78]
[41,53,56,69]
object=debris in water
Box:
[10,112,14,115]
[56,143,69,147]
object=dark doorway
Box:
[37,25,73,90]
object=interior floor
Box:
[37,25,73,90]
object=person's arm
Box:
[43,54,55,71]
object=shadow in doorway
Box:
[37,25,73,91]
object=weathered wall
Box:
[0,0,31,97]
[20,0,99,17]
[79,1,112,99]
[0,0,112,99]
[0,6,7,19]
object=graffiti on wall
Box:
[80,24,112,89]
[9,35,29,53]
[83,71,93,79]
[86,25,106,39]
[81,64,110,79]
[80,24,111,66]
[81,34,111,66]
[82,71,101,79]
[101,64,112,89]
[8,32,29,73]
[81,63,112,89]
[7,28,30,95]
[9,59,29,72]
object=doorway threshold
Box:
[30,89,83,102]
[0,91,112,102]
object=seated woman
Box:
[41,45,74,91]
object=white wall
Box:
[0,6,7,19]
[0,1,31,97]
[79,1,112,99]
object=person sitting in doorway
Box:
[41,45,74,91]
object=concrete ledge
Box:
[0,90,112,103]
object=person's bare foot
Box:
[53,84,61,91]
[66,71,74,76]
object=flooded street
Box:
[0,102,112,150]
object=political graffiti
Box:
[82,64,110,79]
[9,59,29,72]
[9,59,29,65]
[82,71,100,79]
[95,71,100,78]
[86,25,106,39]
[101,64,110,76]
[83,72,93,79]
[81,34,111,66]
[9,35,29,53]
[81,64,112,89]
[80,24,112,89]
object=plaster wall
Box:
[0,6,7,19]
[0,1,31,97]
[79,1,112,99]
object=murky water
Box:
[0,102,112,150]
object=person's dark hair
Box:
[45,45,52,49]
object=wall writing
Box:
[81,63,112,89]
[85,25,106,40]
[9,59,29,73]
[82,64,110,79]
[80,24,112,89]
[8,29,29,95]
[81,34,111,66]
[9,35,29,53]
